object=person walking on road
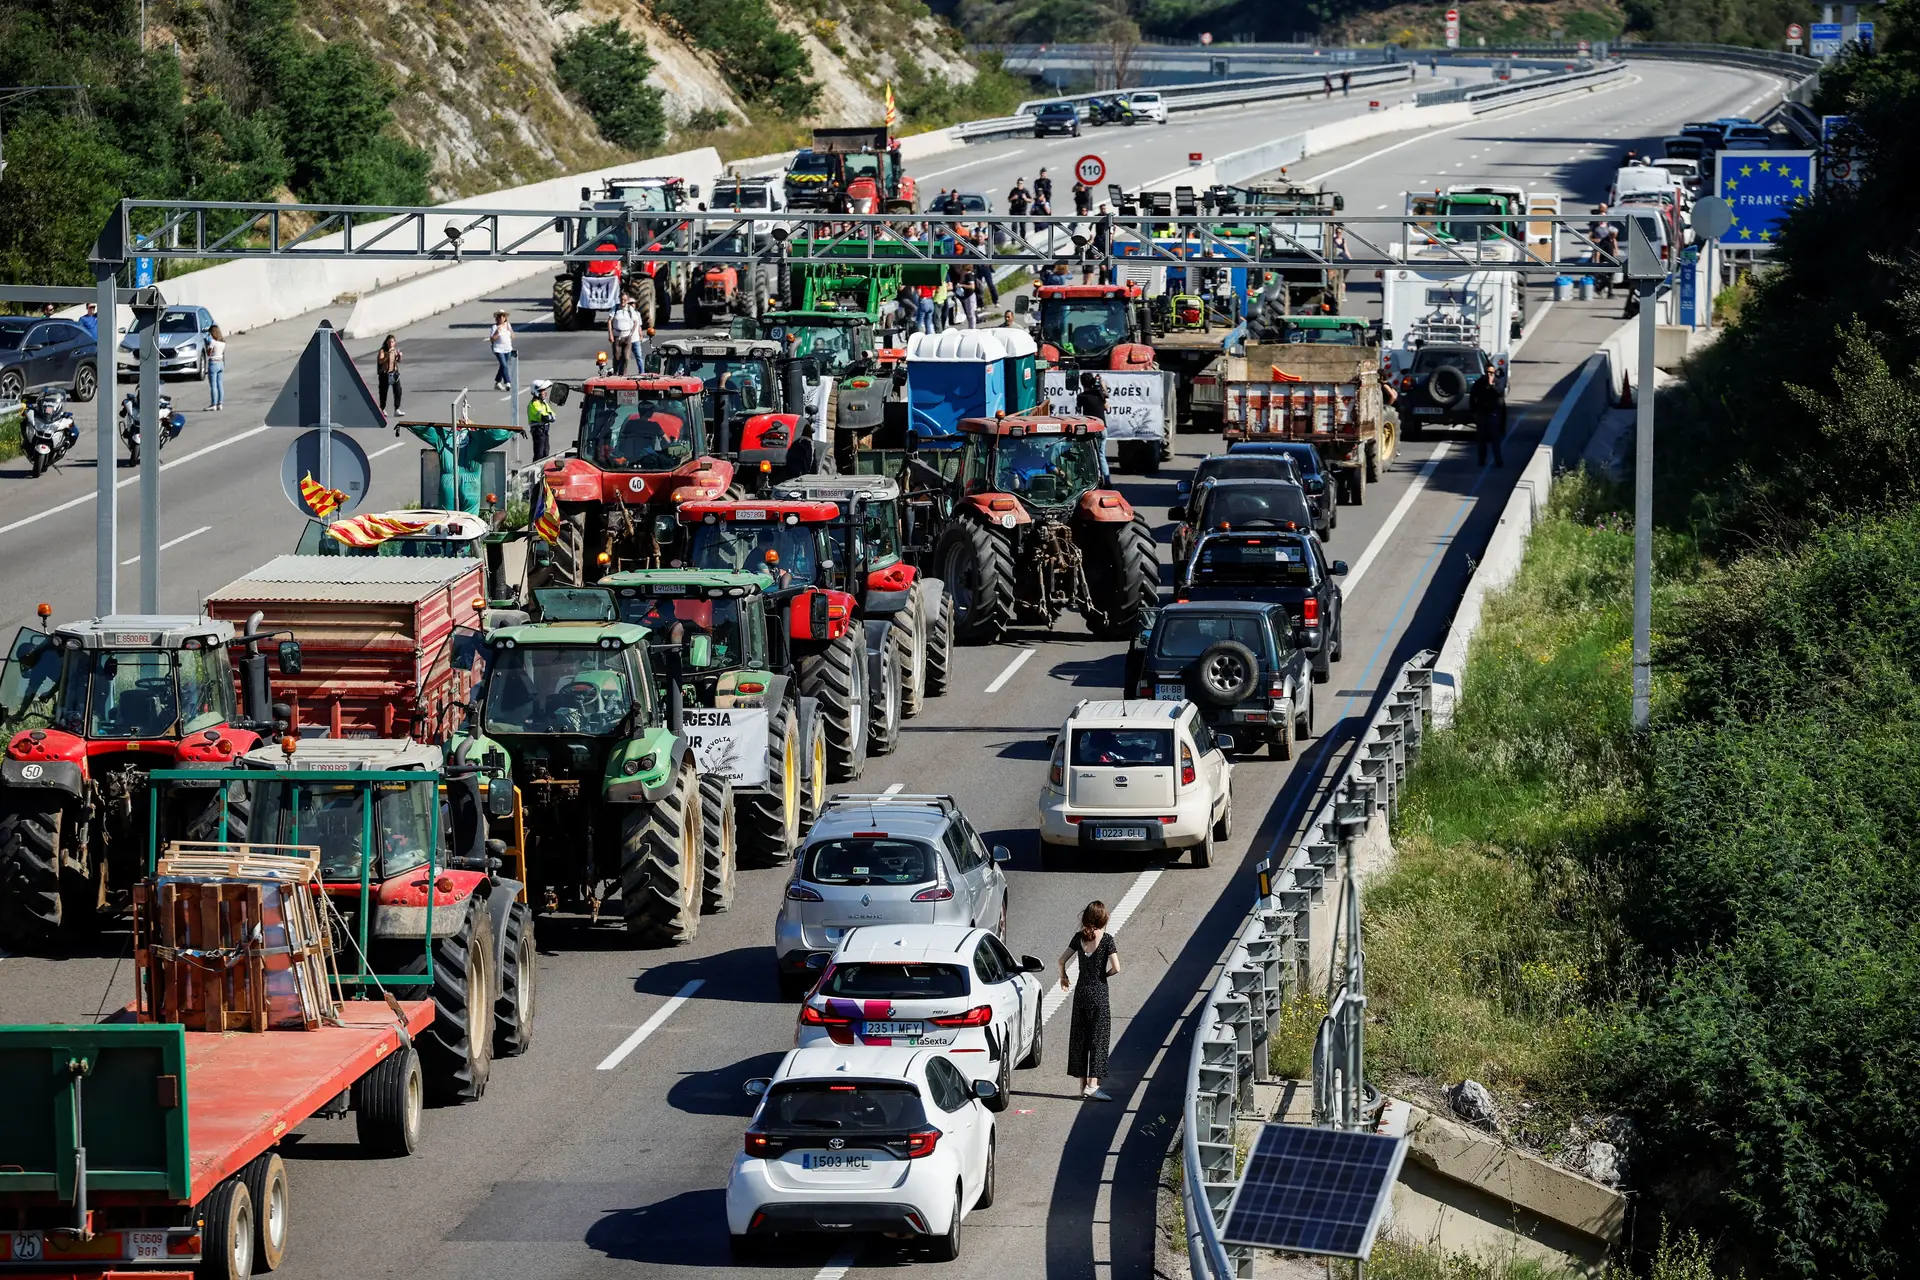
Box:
[1008,180,1031,238]
[1061,900,1120,1100]
[1323,73,1334,96]
[1471,359,1506,467]
[608,297,641,375]
[1034,168,1053,208]
[1590,206,1619,299]
[1075,371,1108,422]
[528,378,556,460]
[205,326,227,411]
[376,334,403,414]
[488,311,515,390]
[1341,70,1352,95]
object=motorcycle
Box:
[118,390,186,467]
[19,391,80,478]
[1087,96,1135,127]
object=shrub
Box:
[553,21,669,152]
[652,0,819,118]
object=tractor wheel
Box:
[797,631,868,782]
[633,275,660,331]
[868,626,905,758]
[738,699,801,868]
[752,268,772,318]
[698,773,737,914]
[801,705,828,827]
[552,275,579,330]
[935,520,1017,644]
[493,901,536,1058]
[620,760,702,947]
[184,782,251,845]
[352,1044,422,1156]
[924,588,955,698]
[0,797,65,946]
[553,512,589,586]
[1082,515,1160,641]
[898,582,929,718]
[405,898,494,1104]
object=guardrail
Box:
[1182,650,1436,1280]
[1414,58,1625,109]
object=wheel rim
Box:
[231,1196,255,1278]
[811,731,826,812]
[404,1059,423,1134]
[682,776,700,916]
[942,543,974,619]
[782,722,799,841]
[77,367,95,398]
[520,926,537,1028]
[1204,653,1248,695]
[470,939,492,1074]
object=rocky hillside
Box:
[1325,0,1625,46]
[300,0,987,198]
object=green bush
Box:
[553,21,670,152]
[652,0,819,118]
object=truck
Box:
[553,175,701,331]
[783,127,917,214]
[1220,337,1394,506]
[1189,314,1378,431]
[1400,186,1533,340]
[1381,266,1518,378]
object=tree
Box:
[553,21,669,152]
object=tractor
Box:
[0,612,298,947]
[552,175,699,331]
[783,127,917,214]
[733,310,891,469]
[650,338,832,488]
[598,569,830,867]
[928,413,1159,644]
[540,374,736,583]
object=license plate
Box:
[861,1020,923,1038]
[734,508,767,520]
[803,1152,872,1171]
[128,1231,167,1260]
[1093,826,1149,841]
[1154,683,1185,701]
[1414,407,1442,415]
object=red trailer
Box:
[203,557,486,741]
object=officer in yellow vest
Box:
[528,378,556,460]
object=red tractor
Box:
[542,375,736,582]
[553,176,699,331]
[0,612,296,946]
[1032,282,1158,371]
[784,127,919,214]
[929,413,1160,644]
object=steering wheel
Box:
[550,681,601,732]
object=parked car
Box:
[1126,90,1169,123]
[795,924,1045,1105]
[1125,601,1315,758]
[1171,477,1316,573]
[1038,698,1234,867]
[117,305,217,381]
[1033,102,1081,137]
[1721,124,1773,151]
[774,793,1011,999]
[730,1045,998,1261]
[1225,441,1336,534]
[1175,529,1346,684]
[1679,121,1728,151]
[1170,453,1303,529]
[0,317,100,403]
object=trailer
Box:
[1222,341,1392,505]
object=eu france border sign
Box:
[1714,150,1816,247]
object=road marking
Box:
[1341,444,1449,598]
[369,440,407,459]
[120,525,211,565]
[812,1249,861,1280]
[596,979,703,1070]
[984,646,1035,693]
[0,424,273,536]
[1041,866,1162,1026]
[882,782,905,796]
[920,148,1029,180]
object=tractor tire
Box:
[493,901,536,1059]
[698,773,737,915]
[1082,515,1160,641]
[798,631,869,783]
[552,275,579,330]
[924,588,955,698]
[752,268,772,319]
[352,1044,423,1156]
[935,520,1017,645]
[184,783,252,845]
[619,760,702,947]
[898,582,929,718]
[633,275,660,332]
[0,798,65,946]
[553,511,589,585]
[738,700,801,868]
[406,898,494,1105]
[801,705,828,827]
[868,626,905,758]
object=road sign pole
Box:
[137,305,161,612]
[94,268,116,616]
[317,331,333,512]
[1632,281,1656,730]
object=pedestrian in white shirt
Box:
[205,326,227,410]
[608,299,640,375]
[489,311,515,390]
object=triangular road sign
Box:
[266,319,387,429]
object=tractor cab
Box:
[743,312,878,379]
[1033,284,1152,368]
[651,340,784,454]
[957,414,1110,513]
[574,376,710,471]
[771,473,920,588]
[600,570,777,680]
[680,501,840,596]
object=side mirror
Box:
[1021,955,1046,972]
[549,383,571,406]
[744,1078,771,1098]
[1331,560,1349,577]
[1167,505,1186,521]
[1045,733,1058,750]
[1014,295,1033,315]
[277,640,303,675]
[688,184,701,199]
[687,634,713,669]
[991,844,1011,863]
[1216,732,1237,752]
[972,1079,1000,1103]
[486,778,514,818]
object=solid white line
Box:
[983,646,1035,693]
[1340,444,1450,598]
[882,782,905,796]
[812,1249,861,1280]
[121,525,211,565]
[595,979,704,1070]
[0,424,273,537]
[1508,300,1552,362]
[919,148,1029,180]
[1041,867,1163,1026]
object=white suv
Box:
[796,925,1045,1107]
[1038,698,1233,867]
[729,1045,998,1261]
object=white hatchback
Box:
[1127,90,1169,123]
[728,1045,999,1261]
[795,925,1046,1108]
[1038,698,1234,867]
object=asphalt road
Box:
[0,59,1779,1280]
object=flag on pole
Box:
[884,82,897,131]
[530,475,562,544]
[300,472,351,519]
[326,511,437,548]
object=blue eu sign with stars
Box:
[1714,150,1817,247]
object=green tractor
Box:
[732,309,893,468]
[598,569,830,868]
[458,606,724,947]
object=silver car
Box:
[773,793,1011,999]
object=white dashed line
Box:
[984,647,1035,693]
[120,524,211,566]
[596,979,704,1070]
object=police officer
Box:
[1470,358,1505,467]
[528,378,557,460]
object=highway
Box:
[0,59,1779,1280]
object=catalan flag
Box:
[327,511,436,548]
[299,472,350,519]
[530,475,562,544]
[884,82,897,132]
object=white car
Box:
[1038,698,1233,867]
[728,1045,998,1261]
[795,925,1045,1108]
[1127,90,1169,123]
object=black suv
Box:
[1171,477,1316,573]
[1127,601,1315,758]
[1175,529,1346,683]
[1225,441,1335,534]
[1395,343,1501,437]
[1033,102,1081,137]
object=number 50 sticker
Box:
[1075,154,1106,186]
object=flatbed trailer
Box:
[0,1001,433,1280]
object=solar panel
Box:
[1220,1123,1408,1259]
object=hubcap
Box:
[1204,653,1248,692]
[232,1198,254,1278]
[683,779,700,913]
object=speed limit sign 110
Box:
[1075,154,1106,186]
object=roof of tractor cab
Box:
[583,376,705,396]
[1036,283,1143,299]
[238,737,444,773]
[773,473,902,504]
[52,615,234,648]
[958,413,1104,437]
[601,569,777,596]
[679,499,841,523]
[653,339,781,360]
[1284,315,1370,329]
[488,621,654,647]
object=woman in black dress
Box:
[1060,900,1122,1100]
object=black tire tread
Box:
[924,589,955,697]
[939,520,1016,644]
[352,1045,421,1156]
[493,902,535,1058]
[1084,515,1160,640]
[0,798,63,945]
[868,627,905,757]
[798,632,865,782]
[899,581,928,718]
[698,773,737,914]
[620,763,702,947]
[738,701,800,868]
[410,901,493,1104]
